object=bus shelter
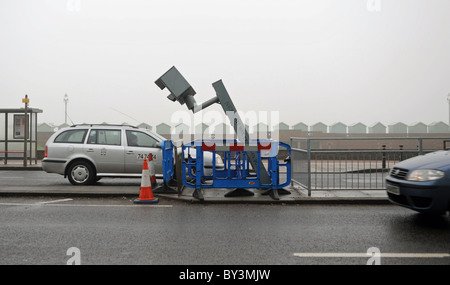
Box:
[0,108,43,165]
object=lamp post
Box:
[64,94,69,124]
[447,94,450,126]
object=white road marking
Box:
[293,252,450,258]
[49,203,173,208]
[36,198,74,204]
[0,202,172,208]
[0,176,25,179]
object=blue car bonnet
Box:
[395,150,450,170]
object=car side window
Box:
[54,129,88,144]
[126,130,158,148]
[88,129,121,146]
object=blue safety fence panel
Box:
[181,139,291,190]
[161,140,174,184]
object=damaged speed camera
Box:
[155,66,198,111]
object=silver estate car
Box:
[42,124,222,185]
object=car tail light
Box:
[44,146,48,158]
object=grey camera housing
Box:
[155,66,197,111]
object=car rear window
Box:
[87,129,121,146]
[126,130,159,147]
[54,129,88,144]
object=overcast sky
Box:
[1,0,449,129]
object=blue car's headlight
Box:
[407,169,445,182]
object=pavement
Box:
[0,160,389,204]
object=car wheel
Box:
[67,161,96,185]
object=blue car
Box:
[385,150,450,215]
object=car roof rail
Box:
[70,124,138,128]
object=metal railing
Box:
[290,137,449,196]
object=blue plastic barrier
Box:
[181,139,291,199]
[161,140,174,184]
[152,140,177,194]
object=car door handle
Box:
[126,151,134,155]
[86,148,94,153]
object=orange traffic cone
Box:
[133,158,159,204]
[148,153,158,188]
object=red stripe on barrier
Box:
[257,143,271,151]
[201,142,271,152]
[229,143,244,152]
[201,143,215,151]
